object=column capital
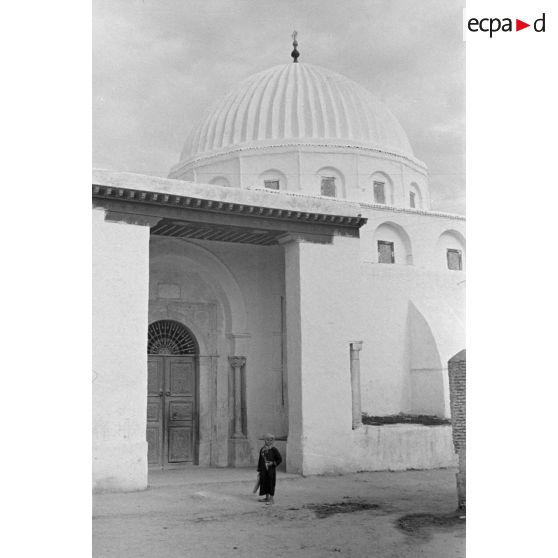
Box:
[350,341,363,352]
[228,356,246,368]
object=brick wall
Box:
[448,349,466,511]
[448,350,466,451]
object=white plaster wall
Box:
[209,176,231,188]
[282,231,458,474]
[93,171,465,478]
[194,157,241,188]
[359,264,413,415]
[360,208,466,269]
[281,424,457,474]
[92,209,150,492]
[358,265,464,416]
[408,301,449,417]
[357,207,465,418]
[349,425,457,471]
[284,235,363,474]
[410,369,448,416]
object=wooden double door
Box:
[147,355,197,467]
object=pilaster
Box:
[227,355,252,466]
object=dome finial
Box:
[291,30,299,63]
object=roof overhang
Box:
[93,170,367,245]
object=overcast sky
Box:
[93,0,465,214]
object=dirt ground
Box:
[93,468,465,558]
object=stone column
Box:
[350,341,363,429]
[228,356,246,438]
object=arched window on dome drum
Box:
[373,181,386,204]
[264,180,280,190]
[409,183,422,209]
[147,320,198,355]
[321,176,336,197]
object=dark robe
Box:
[257,446,282,496]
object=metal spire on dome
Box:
[291,30,299,63]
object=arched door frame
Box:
[147,319,200,468]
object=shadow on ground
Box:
[397,511,466,541]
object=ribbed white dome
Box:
[179,63,414,163]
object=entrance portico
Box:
[92,170,366,492]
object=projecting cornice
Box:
[92,170,367,229]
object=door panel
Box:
[146,425,161,465]
[169,359,195,395]
[165,357,196,464]
[147,357,164,466]
[168,401,193,420]
[147,355,196,467]
[168,427,192,462]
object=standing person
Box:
[257,434,282,505]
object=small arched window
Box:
[370,172,393,204]
[259,169,287,191]
[437,230,466,271]
[373,222,413,265]
[373,181,386,204]
[377,240,395,263]
[409,183,422,209]
[321,176,336,197]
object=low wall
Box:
[293,424,457,475]
[350,425,457,471]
